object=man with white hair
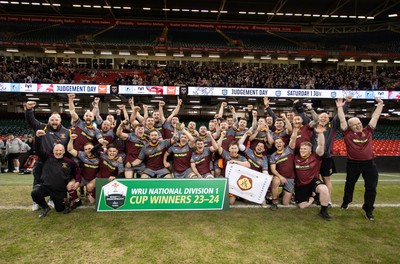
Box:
[336,97,383,221]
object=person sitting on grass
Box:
[31,130,80,218]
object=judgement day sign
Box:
[96,178,229,212]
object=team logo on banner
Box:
[331,91,336,98]
[103,181,128,209]
[180,86,188,95]
[111,85,118,95]
[222,89,228,96]
[237,175,252,191]
[275,90,281,97]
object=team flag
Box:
[225,164,272,204]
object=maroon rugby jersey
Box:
[294,153,322,186]
[343,125,375,161]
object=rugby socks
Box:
[69,190,79,201]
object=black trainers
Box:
[38,207,51,218]
[63,207,71,214]
[270,202,278,211]
[365,211,374,221]
[319,210,332,221]
[70,200,82,210]
[341,202,349,209]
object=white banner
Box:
[119,85,179,95]
[187,86,390,100]
[225,164,272,204]
[0,83,108,94]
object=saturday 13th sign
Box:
[96,178,229,212]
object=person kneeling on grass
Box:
[31,130,80,218]
[293,126,332,221]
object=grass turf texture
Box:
[1,173,400,263]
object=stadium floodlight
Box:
[191,54,202,58]
[394,60,400,64]
[277,57,288,60]
[143,7,151,10]
[31,2,40,5]
[73,4,81,7]
[304,14,311,17]
[63,50,75,54]
[377,60,388,63]
[294,13,302,16]
[162,8,170,11]
[312,14,320,17]
[44,49,57,54]
[260,56,271,60]
[322,14,329,18]
[210,10,218,13]
[122,6,131,10]
[119,51,130,56]
[327,58,339,62]
[311,58,322,62]
[243,56,254,59]
[137,52,148,56]
[42,3,51,6]
[100,51,112,55]
[0,1,9,4]
[172,9,180,12]
[191,9,199,12]
[388,14,398,18]
[113,6,121,9]
[294,57,305,61]
[367,16,374,19]
[52,3,60,6]
[10,1,18,4]
[6,48,19,52]
[155,53,167,56]
[173,53,184,57]
[357,16,366,19]
[349,15,357,18]
[182,9,190,12]
[209,54,220,58]
[201,10,209,13]
[330,15,339,18]
[361,59,371,63]
[103,6,112,9]
[93,5,101,8]
[21,2,29,4]
[220,10,228,14]
[257,12,265,15]
[267,12,274,15]
[344,58,355,62]
[248,12,256,15]
[340,15,348,18]
[276,13,284,16]
[82,50,94,55]
[83,5,91,8]
[239,11,247,14]
[285,13,293,16]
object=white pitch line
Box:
[379,174,400,178]
[1,204,400,210]
[331,180,400,182]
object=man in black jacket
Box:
[31,130,79,218]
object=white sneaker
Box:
[32,202,40,211]
[13,170,19,173]
[47,199,55,208]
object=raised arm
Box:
[369,97,384,128]
[159,100,166,124]
[264,97,277,122]
[314,126,326,157]
[92,97,103,125]
[24,101,44,130]
[67,93,79,123]
[116,120,129,140]
[238,129,252,152]
[166,97,182,123]
[67,133,78,157]
[336,98,348,131]
[282,113,293,134]
[288,127,298,150]
[218,102,227,118]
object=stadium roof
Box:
[0,0,399,27]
